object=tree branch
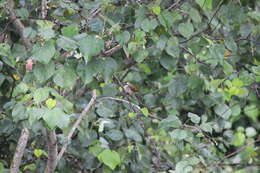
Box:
[57,90,97,162]
[10,128,29,173]
[44,130,58,173]
[167,0,194,11]
[41,0,48,19]
[224,137,260,159]
[6,0,32,49]
[102,45,121,57]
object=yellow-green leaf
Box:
[141,107,149,116]
[46,98,56,109]
[152,5,161,15]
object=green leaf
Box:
[138,63,152,74]
[188,75,204,89]
[77,58,103,84]
[244,104,259,122]
[79,35,104,62]
[158,11,174,29]
[128,112,137,118]
[178,22,194,38]
[106,129,123,141]
[245,127,257,137]
[32,41,56,64]
[27,108,45,125]
[90,18,104,32]
[196,0,212,9]
[175,161,193,173]
[223,61,233,75]
[0,74,4,86]
[166,37,180,57]
[12,103,27,122]
[33,88,49,103]
[124,128,142,142]
[231,104,241,116]
[101,58,118,82]
[61,25,79,37]
[97,149,121,170]
[189,8,201,23]
[170,129,188,140]
[56,36,78,51]
[34,149,45,158]
[252,66,260,75]
[16,82,29,93]
[225,38,237,52]
[38,28,55,40]
[232,132,245,147]
[134,49,149,63]
[214,104,232,119]
[168,75,187,97]
[0,43,11,56]
[43,108,70,129]
[232,78,244,87]
[36,20,54,29]
[141,18,158,32]
[0,162,4,172]
[160,54,178,71]
[23,163,37,171]
[141,107,149,116]
[188,112,200,124]
[156,35,167,50]
[159,116,182,129]
[53,65,77,88]
[200,122,212,133]
[151,5,161,15]
[24,27,37,39]
[102,83,118,97]
[33,61,55,83]
[45,98,56,109]
[115,31,130,45]
[96,101,117,118]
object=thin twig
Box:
[98,96,141,110]
[180,0,224,44]
[209,137,260,167]
[57,90,97,162]
[102,44,121,56]
[167,0,193,11]
[10,128,29,173]
[217,163,260,167]
[225,137,260,159]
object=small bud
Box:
[26,59,33,70]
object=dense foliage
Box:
[0,0,259,172]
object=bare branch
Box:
[224,137,260,159]
[10,128,29,173]
[41,0,48,19]
[6,0,32,49]
[208,137,260,167]
[102,45,121,57]
[57,90,97,162]
[44,130,58,173]
[98,96,141,111]
[167,0,194,11]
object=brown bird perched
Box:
[123,82,138,94]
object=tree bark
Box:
[10,128,29,173]
[44,130,58,173]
